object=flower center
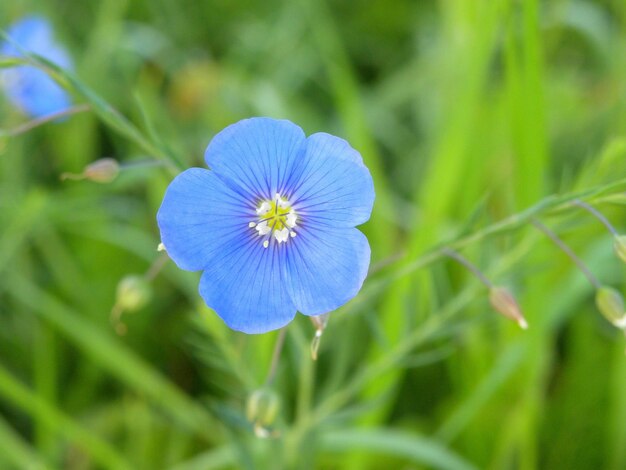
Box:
[249,193,298,248]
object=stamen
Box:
[263,240,269,249]
[286,212,297,228]
[290,231,296,238]
[248,222,256,228]
[274,228,289,243]
[256,221,271,236]
[256,201,271,215]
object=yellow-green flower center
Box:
[249,194,298,248]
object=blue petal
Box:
[3,67,72,117]
[284,226,370,315]
[1,16,73,117]
[157,168,255,272]
[199,240,296,334]
[204,117,306,200]
[289,133,374,228]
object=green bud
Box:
[61,158,120,183]
[115,275,151,312]
[489,287,528,329]
[246,388,279,429]
[595,287,626,329]
[614,235,626,264]
[84,158,120,183]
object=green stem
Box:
[264,328,287,387]
[1,104,91,137]
[442,247,493,288]
[532,219,601,289]
[574,199,619,236]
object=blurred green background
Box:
[2,0,626,469]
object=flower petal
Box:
[199,240,296,333]
[204,117,306,200]
[157,168,254,272]
[289,133,374,228]
[1,16,73,117]
[284,226,370,316]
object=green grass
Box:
[1,0,626,468]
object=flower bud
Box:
[61,158,120,183]
[246,388,279,431]
[613,235,626,264]
[115,275,151,312]
[595,287,626,329]
[83,158,120,183]
[489,287,528,329]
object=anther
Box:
[275,228,289,243]
[263,240,269,249]
[249,222,257,228]
[286,212,297,228]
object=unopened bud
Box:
[84,158,120,182]
[613,235,626,264]
[489,287,528,329]
[115,275,151,312]
[61,158,120,183]
[246,388,279,434]
[595,287,626,329]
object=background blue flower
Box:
[157,118,374,334]
[1,15,72,117]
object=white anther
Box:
[263,240,269,248]
[248,222,257,228]
[290,231,296,238]
[274,228,290,243]
[256,201,271,215]
[276,193,289,209]
[256,221,271,236]
[286,212,297,228]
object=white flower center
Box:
[249,193,298,248]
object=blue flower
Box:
[1,15,72,117]
[157,118,375,334]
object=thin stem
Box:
[573,199,619,236]
[532,219,601,289]
[143,253,169,282]
[442,247,493,288]
[264,328,287,387]
[1,104,91,137]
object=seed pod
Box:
[489,286,528,329]
[83,158,120,183]
[115,275,151,312]
[595,287,626,329]
[246,388,279,429]
[61,157,120,183]
[613,235,626,264]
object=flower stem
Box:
[441,247,493,288]
[532,219,601,289]
[573,199,619,235]
[144,253,169,282]
[1,104,91,137]
[264,328,287,387]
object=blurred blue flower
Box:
[1,15,72,117]
[158,118,374,333]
